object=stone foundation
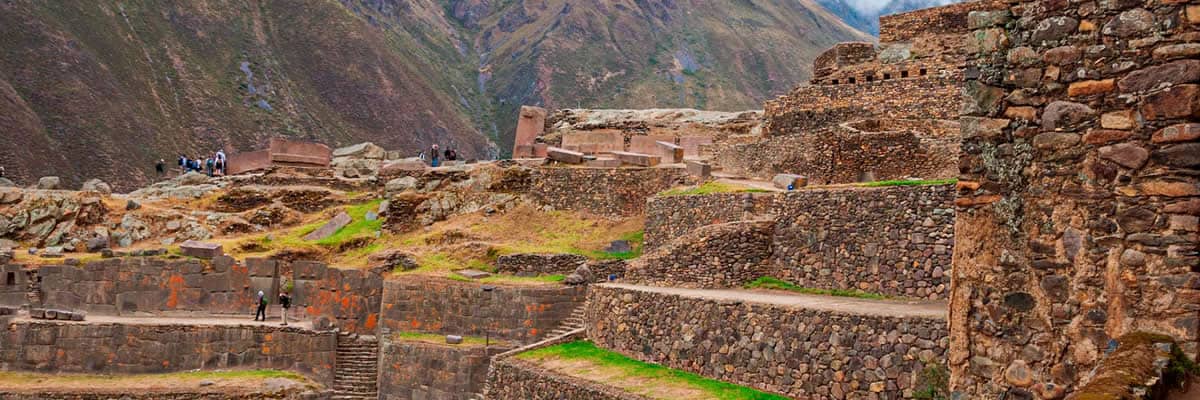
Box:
[586,285,949,399]
[0,320,336,386]
[625,221,774,288]
[379,277,585,344]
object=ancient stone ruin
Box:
[0,0,1196,399]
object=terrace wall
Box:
[378,338,507,400]
[642,185,955,299]
[486,359,647,400]
[379,277,586,344]
[0,321,336,386]
[9,257,384,334]
[528,167,690,217]
[585,285,949,399]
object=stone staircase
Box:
[332,331,379,400]
[479,300,590,399]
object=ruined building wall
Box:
[954,0,1200,397]
[379,278,586,344]
[586,285,950,399]
[528,167,689,217]
[763,75,963,136]
[0,321,337,386]
[642,185,955,299]
[713,120,961,182]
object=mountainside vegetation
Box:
[0,0,870,190]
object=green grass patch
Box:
[745,277,887,300]
[315,199,384,246]
[392,331,504,346]
[518,341,789,400]
[859,178,957,188]
[660,181,768,197]
[584,230,644,260]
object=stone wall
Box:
[378,337,507,400]
[764,74,962,136]
[772,185,955,299]
[486,359,647,400]
[713,120,960,183]
[878,0,1005,42]
[954,0,1200,396]
[643,185,955,299]
[0,320,336,386]
[0,264,30,305]
[528,167,690,217]
[379,277,586,344]
[586,285,949,399]
[643,193,778,249]
[15,257,383,334]
[625,221,774,288]
[495,254,588,276]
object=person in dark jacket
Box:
[155,159,165,177]
[278,292,291,326]
[254,290,268,321]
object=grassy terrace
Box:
[518,341,789,400]
[745,277,887,300]
[0,369,313,393]
[660,181,768,196]
[392,331,507,347]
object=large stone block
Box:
[547,147,587,164]
[655,141,685,164]
[561,131,623,154]
[685,161,712,180]
[303,212,352,241]
[180,241,223,259]
[612,151,661,167]
[629,135,674,154]
[679,136,714,158]
[513,106,548,156]
[269,138,333,166]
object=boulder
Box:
[564,273,587,285]
[573,264,594,283]
[81,179,112,194]
[0,178,14,187]
[303,212,352,241]
[547,147,588,164]
[333,158,381,178]
[385,177,419,194]
[125,200,141,211]
[36,176,60,190]
[333,142,386,159]
[380,159,427,174]
[368,250,419,271]
[445,335,464,345]
[41,246,64,258]
[177,172,211,186]
[86,235,109,252]
[456,269,492,279]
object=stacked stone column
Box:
[955,0,1198,398]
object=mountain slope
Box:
[459,0,874,151]
[0,0,870,189]
[0,0,494,190]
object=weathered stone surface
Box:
[1098,143,1149,169]
[546,147,587,164]
[180,241,223,259]
[303,212,352,241]
[685,161,712,179]
[1142,84,1200,120]
[513,106,548,156]
[1119,60,1200,93]
[80,179,112,194]
[1043,46,1081,65]
[1068,79,1115,97]
[36,177,60,190]
[1100,110,1137,130]
[1033,132,1081,150]
[1102,8,1155,37]
[611,151,661,167]
[1153,143,1200,167]
[333,142,386,159]
[1042,101,1096,131]
[1031,16,1078,43]
[655,141,684,164]
[385,176,419,194]
[1152,123,1200,143]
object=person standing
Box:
[278,291,291,326]
[215,150,226,175]
[155,159,165,177]
[179,155,188,173]
[430,144,441,167]
[254,290,267,321]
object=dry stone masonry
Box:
[955,0,1200,396]
[586,285,950,399]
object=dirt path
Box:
[600,283,947,319]
[13,313,315,330]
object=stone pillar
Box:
[955,0,1199,398]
